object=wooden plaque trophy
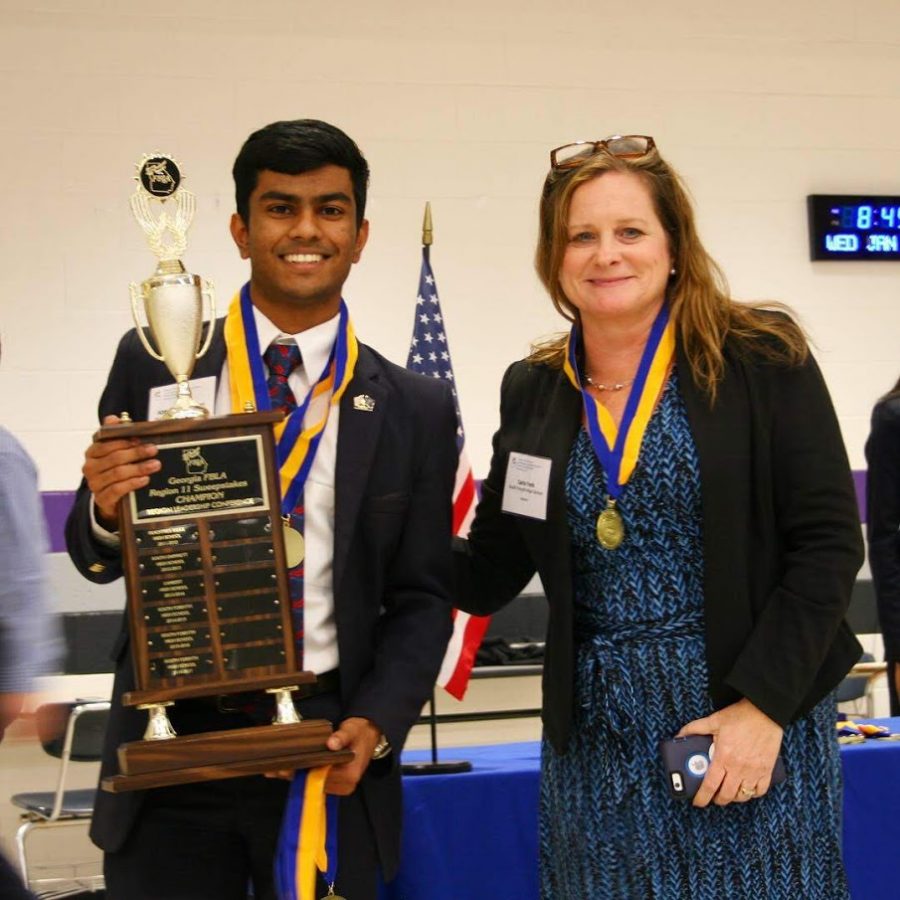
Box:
[99,155,350,793]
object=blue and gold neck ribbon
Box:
[275,766,340,900]
[223,283,358,512]
[563,303,674,502]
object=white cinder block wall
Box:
[1,1,899,483]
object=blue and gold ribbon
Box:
[223,283,358,512]
[563,303,674,503]
[275,766,339,900]
[226,286,352,897]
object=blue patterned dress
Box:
[539,371,849,899]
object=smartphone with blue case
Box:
[660,734,786,801]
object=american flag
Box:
[407,245,489,699]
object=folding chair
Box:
[836,652,886,718]
[11,700,110,897]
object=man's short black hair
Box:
[232,119,370,227]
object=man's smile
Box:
[282,252,327,264]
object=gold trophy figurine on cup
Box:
[130,154,215,419]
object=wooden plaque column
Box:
[98,411,350,792]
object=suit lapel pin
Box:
[353,394,376,412]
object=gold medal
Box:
[282,517,305,568]
[596,498,624,550]
[565,306,673,556]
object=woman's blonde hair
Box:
[529,145,807,401]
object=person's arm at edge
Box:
[0,434,63,732]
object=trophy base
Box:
[160,399,209,420]
[102,719,353,793]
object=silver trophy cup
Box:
[129,154,215,419]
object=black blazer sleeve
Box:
[65,329,159,583]
[342,378,457,749]
[454,362,541,616]
[866,397,900,660]
[720,351,864,724]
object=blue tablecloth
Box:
[839,719,900,899]
[379,719,900,900]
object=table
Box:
[380,721,900,900]
[840,720,900,899]
[381,742,539,899]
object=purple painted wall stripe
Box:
[37,471,869,554]
[42,491,75,553]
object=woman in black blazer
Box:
[455,136,862,899]
[866,379,900,715]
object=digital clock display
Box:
[807,194,900,260]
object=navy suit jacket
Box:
[65,319,457,876]
[456,332,864,753]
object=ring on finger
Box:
[739,784,756,798]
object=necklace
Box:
[584,373,635,392]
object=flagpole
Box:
[402,201,472,777]
[422,199,433,246]
[421,200,434,275]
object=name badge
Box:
[501,452,551,521]
[148,376,217,421]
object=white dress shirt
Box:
[217,307,340,673]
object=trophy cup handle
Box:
[129,282,165,362]
[196,279,216,360]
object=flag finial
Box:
[422,201,433,247]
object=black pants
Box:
[104,693,379,900]
[0,851,34,900]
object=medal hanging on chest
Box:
[563,304,675,550]
[224,284,358,569]
[282,515,307,568]
[595,497,625,550]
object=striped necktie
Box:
[263,341,306,666]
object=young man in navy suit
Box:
[66,119,456,900]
